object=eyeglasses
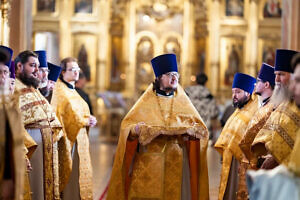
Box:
[66,67,80,72]
[165,72,179,79]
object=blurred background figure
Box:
[185,73,220,140]
[75,71,93,114]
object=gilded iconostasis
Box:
[2,0,300,102]
[1,0,300,136]
[29,0,286,97]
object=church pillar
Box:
[245,0,258,76]
[208,0,220,95]
[9,0,32,52]
[282,0,300,50]
[97,0,110,92]
[59,0,72,59]
[124,0,136,96]
[182,0,195,87]
[0,0,10,45]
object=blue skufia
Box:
[274,49,298,73]
[258,63,275,86]
[0,45,13,69]
[232,72,256,94]
[151,54,178,77]
[34,50,48,68]
[48,62,62,82]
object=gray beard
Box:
[0,80,9,95]
[39,80,48,88]
[270,84,291,108]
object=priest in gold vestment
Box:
[246,53,300,200]
[51,57,97,200]
[0,46,26,200]
[288,53,300,175]
[215,73,258,200]
[239,63,275,169]
[252,49,299,168]
[14,50,63,200]
[107,54,209,200]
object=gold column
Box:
[245,0,258,76]
[59,0,72,59]
[0,0,10,45]
[281,0,300,50]
[208,0,220,94]
[124,0,136,97]
[182,0,195,87]
[97,0,110,92]
[8,0,33,52]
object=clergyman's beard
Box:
[270,83,291,108]
[39,79,48,88]
[233,95,249,109]
[0,79,10,95]
[19,71,40,88]
[163,86,177,93]
[255,91,262,96]
[39,86,50,97]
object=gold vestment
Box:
[288,129,300,176]
[107,84,209,200]
[240,102,274,168]
[51,79,93,199]
[15,79,62,200]
[215,96,258,200]
[252,101,300,165]
[0,95,25,200]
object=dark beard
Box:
[163,87,176,93]
[39,86,50,97]
[19,72,40,88]
[255,91,262,96]
[233,95,250,109]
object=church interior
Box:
[1,0,300,199]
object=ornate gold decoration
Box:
[194,0,208,39]
[136,36,154,92]
[264,123,294,148]
[137,0,183,21]
[156,94,174,127]
[0,0,10,19]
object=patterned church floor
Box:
[89,128,221,200]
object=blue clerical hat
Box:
[151,54,178,77]
[0,45,13,69]
[274,49,298,73]
[10,61,15,79]
[48,62,62,82]
[258,63,275,86]
[34,50,48,68]
[232,73,256,94]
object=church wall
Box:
[2,0,299,100]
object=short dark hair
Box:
[60,57,77,79]
[14,50,38,70]
[196,73,208,85]
[291,53,300,72]
[152,76,162,91]
[261,80,275,90]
